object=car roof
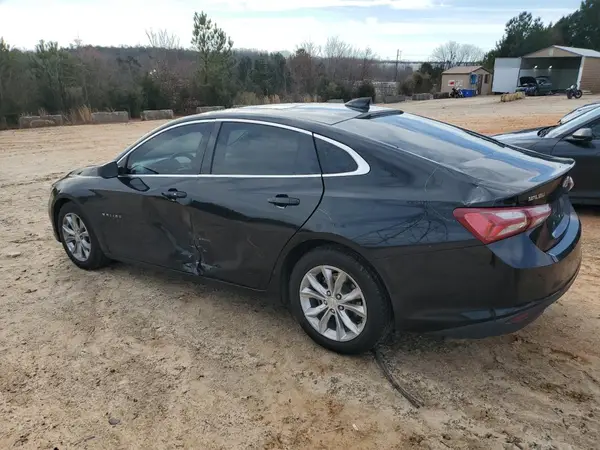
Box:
[178,102,393,126]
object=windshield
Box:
[559,103,600,124]
[546,105,600,138]
[520,76,536,85]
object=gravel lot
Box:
[1,95,600,449]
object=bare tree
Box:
[457,44,484,64]
[296,40,321,58]
[145,28,181,49]
[430,41,484,69]
[289,42,320,97]
[145,28,184,108]
[359,47,377,80]
[323,36,353,79]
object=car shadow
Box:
[574,204,600,217]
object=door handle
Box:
[162,189,187,200]
[268,194,300,207]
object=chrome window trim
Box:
[312,134,370,177]
[214,118,313,135]
[113,117,371,178]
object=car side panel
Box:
[268,138,480,312]
[551,136,600,202]
[185,177,324,289]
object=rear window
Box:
[335,113,565,183]
[336,113,509,166]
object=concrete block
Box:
[411,93,433,101]
[91,111,129,124]
[141,109,174,121]
[30,119,56,128]
[383,95,406,103]
[433,92,450,99]
[326,99,344,103]
[19,114,64,128]
[196,106,226,114]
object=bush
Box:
[317,80,353,102]
[353,81,376,101]
[399,78,415,96]
[66,105,93,124]
[234,91,261,105]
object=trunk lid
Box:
[338,112,575,249]
[341,111,575,200]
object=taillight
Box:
[453,204,552,244]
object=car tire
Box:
[289,246,393,354]
[57,202,110,270]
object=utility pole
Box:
[394,49,402,82]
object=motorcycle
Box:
[450,87,464,98]
[566,84,583,99]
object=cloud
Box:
[190,0,435,12]
[0,0,576,59]
[216,16,504,58]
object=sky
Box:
[0,0,582,60]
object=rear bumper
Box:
[428,262,579,339]
[373,199,582,335]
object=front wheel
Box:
[58,203,110,270]
[575,90,583,99]
[289,247,393,354]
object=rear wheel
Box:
[575,90,583,99]
[289,247,392,354]
[58,203,110,270]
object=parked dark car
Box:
[494,103,600,205]
[517,76,554,96]
[48,99,581,354]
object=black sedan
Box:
[495,103,600,204]
[48,99,582,354]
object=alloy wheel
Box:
[62,213,92,262]
[299,265,367,342]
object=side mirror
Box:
[98,161,119,179]
[567,128,593,143]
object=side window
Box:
[314,138,358,174]
[126,123,212,175]
[211,122,320,175]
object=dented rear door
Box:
[186,120,324,289]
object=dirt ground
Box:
[1,95,600,450]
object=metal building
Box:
[492,45,600,94]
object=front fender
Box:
[48,176,105,249]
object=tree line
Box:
[0,11,407,128]
[1,1,599,128]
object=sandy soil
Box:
[1,95,600,450]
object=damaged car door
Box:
[100,120,215,270]
[187,120,324,289]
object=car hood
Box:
[492,128,544,147]
[67,164,101,177]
